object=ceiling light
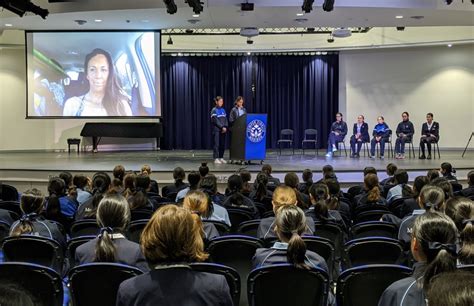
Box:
[321,51,327,55]
[395,15,403,19]
[167,35,173,45]
[316,51,321,55]
[94,19,102,23]
[192,14,200,18]
[302,0,314,13]
[178,52,183,56]
[322,0,335,12]
[296,12,304,16]
[5,23,13,27]
[247,52,251,55]
[447,44,452,48]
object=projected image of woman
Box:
[63,48,132,116]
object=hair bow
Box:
[462,219,474,226]
[99,227,114,237]
[424,202,437,210]
[428,242,457,256]
[20,213,37,222]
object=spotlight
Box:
[167,35,173,45]
[163,0,177,14]
[185,0,203,14]
[247,38,254,45]
[0,0,49,19]
[301,0,314,13]
[322,0,335,12]
[396,26,405,31]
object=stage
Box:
[1,149,473,194]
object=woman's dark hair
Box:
[113,165,125,188]
[394,169,413,198]
[59,171,73,187]
[11,189,44,237]
[402,111,409,117]
[440,162,455,175]
[235,96,243,105]
[254,172,269,202]
[227,174,245,207]
[426,271,474,306]
[274,205,309,269]
[173,167,186,186]
[308,183,330,223]
[199,162,209,177]
[95,194,131,262]
[300,169,313,194]
[364,174,381,202]
[214,96,223,104]
[430,177,454,200]
[386,163,398,176]
[84,172,112,218]
[467,170,474,186]
[0,284,35,306]
[285,172,308,209]
[427,169,440,182]
[412,176,429,199]
[187,171,201,190]
[122,172,136,199]
[419,185,446,212]
[84,48,130,116]
[262,164,273,175]
[336,112,343,120]
[199,174,217,194]
[445,197,474,265]
[411,212,457,290]
[322,179,340,210]
[73,174,89,190]
[322,165,334,175]
[129,173,150,210]
[239,170,252,194]
[45,177,66,221]
[363,167,377,176]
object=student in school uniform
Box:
[459,170,474,198]
[350,115,370,158]
[370,116,391,159]
[183,190,220,241]
[444,197,474,265]
[198,174,231,227]
[223,174,259,218]
[419,113,439,160]
[394,112,415,160]
[425,271,474,306]
[306,183,346,233]
[326,112,348,157]
[210,96,229,164]
[116,205,232,306]
[228,96,247,126]
[378,212,458,306]
[75,194,149,272]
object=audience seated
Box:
[400,176,429,217]
[141,164,159,195]
[459,170,474,197]
[239,170,253,197]
[112,165,126,193]
[257,186,314,240]
[380,163,397,187]
[378,212,458,306]
[322,178,351,228]
[176,171,201,203]
[445,197,474,265]
[440,162,458,183]
[198,162,210,178]
[307,184,346,232]
[223,174,259,218]
[122,172,137,199]
[162,167,189,199]
[425,271,474,306]
[430,177,454,201]
[0,283,35,306]
[75,172,111,221]
[386,170,413,203]
[284,172,310,209]
[198,175,231,226]
[297,169,313,195]
[75,194,149,272]
[426,169,440,182]
[249,172,273,204]
[127,173,154,211]
[115,205,232,306]
[73,174,92,206]
[45,177,78,229]
[183,190,220,240]
[10,188,66,247]
[261,164,281,189]
[355,174,387,209]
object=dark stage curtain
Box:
[161,55,338,150]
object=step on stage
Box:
[1,150,473,192]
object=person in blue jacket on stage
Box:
[326,112,348,157]
[395,112,415,159]
[350,115,370,158]
[370,116,391,159]
[229,96,247,126]
[210,96,229,164]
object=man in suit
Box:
[350,115,370,158]
[419,112,440,160]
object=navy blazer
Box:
[257,216,315,240]
[378,263,426,306]
[116,267,233,306]
[75,236,150,272]
[421,122,439,139]
[352,122,370,142]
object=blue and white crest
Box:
[246,119,266,143]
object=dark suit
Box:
[350,122,370,155]
[75,236,150,272]
[116,267,233,306]
[420,121,439,156]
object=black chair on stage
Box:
[277,129,294,155]
[248,264,330,306]
[237,220,261,238]
[418,138,441,159]
[67,138,81,154]
[402,138,416,158]
[350,221,398,240]
[2,235,64,275]
[0,200,22,216]
[336,137,348,157]
[227,208,255,233]
[0,262,63,306]
[70,220,100,238]
[203,220,231,236]
[68,263,143,306]
[336,264,412,306]
[343,237,404,269]
[127,219,149,243]
[301,129,318,156]
[373,130,394,158]
[0,184,19,201]
[190,262,241,306]
[66,236,95,268]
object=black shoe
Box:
[427,154,432,160]
[419,155,426,160]
[356,153,360,158]
[350,153,355,158]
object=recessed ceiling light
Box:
[247,52,251,55]
[5,23,13,27]
[447,44,452,48]
[178,52,183,56]
[321,51,327,55]
[94,19,102,23]
[296,12,304,16]
[395,15,403,19]
[192,14,200,18]
[316,51,321,55]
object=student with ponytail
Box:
[356,173,387,209]
[284,172,310,209]
[73,174,92,205]
[198,174,231,226]
[249,172,273,203]
[445,197,474,265]
[10,189,66,247]
[298,169,313,195]
[75,172,111,220]
[387,169,413,203]
[45,176,78,228]
[378,212,458,306]
[307,183,346,232]
[128,173,154,211]
[223,174,259,218]
[75,194,149,272]
[183,190,219,240]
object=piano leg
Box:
[92,136,98,153]
[156,137,161,150]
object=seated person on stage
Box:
[326,112,348,157]
[394,112,415,160]
[162,167,189,199]
[378,212,457,306]
[75,172,112,220]
[249,172,273,203]
[350,115,370,158]
[10,189,66,247]
[386,170,413,204]
[198,175,231,227]
[261,164,281,189]
[183,190,220,241]
[223,175,259,218]
[370,116,391,159]
[75,194,149,272]
[307,183,346,233]
[176,171,201,203]
[419,113,439,160]
[460,170,474,197]
[284,173,311,209]
[116,205,232,306]
[141,164,160,195]
[257,186,314,241]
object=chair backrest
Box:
[68,263,143,306]
[248,264,329,306]
[70,220,100,238]
[350,221,398,240]
[458,264,474,273]
[388,197,411,218]
[343,237,404,269]
[354,210,392,224]
[262,210,275,218]
[203,220,231,236]
[451,182,463,193]
[189,262,241,306]
[0,262,63,306]
[253,202,268,217]
[130,208,154,221]
[227,208,255,232]
[314,222,344,254]
[303,129,318,140]
[2,235,64,274]
[336,264,412,306]
[0,220,11,241]
[237,220,261,238]
[166,192,178,202]
[127,219,150,243]
[0,200,22,216]
[0,184,19,201]
[280,129,294,139]
[66,236,95,268]
[302,236,335,273]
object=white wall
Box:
[339,44,474,148]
